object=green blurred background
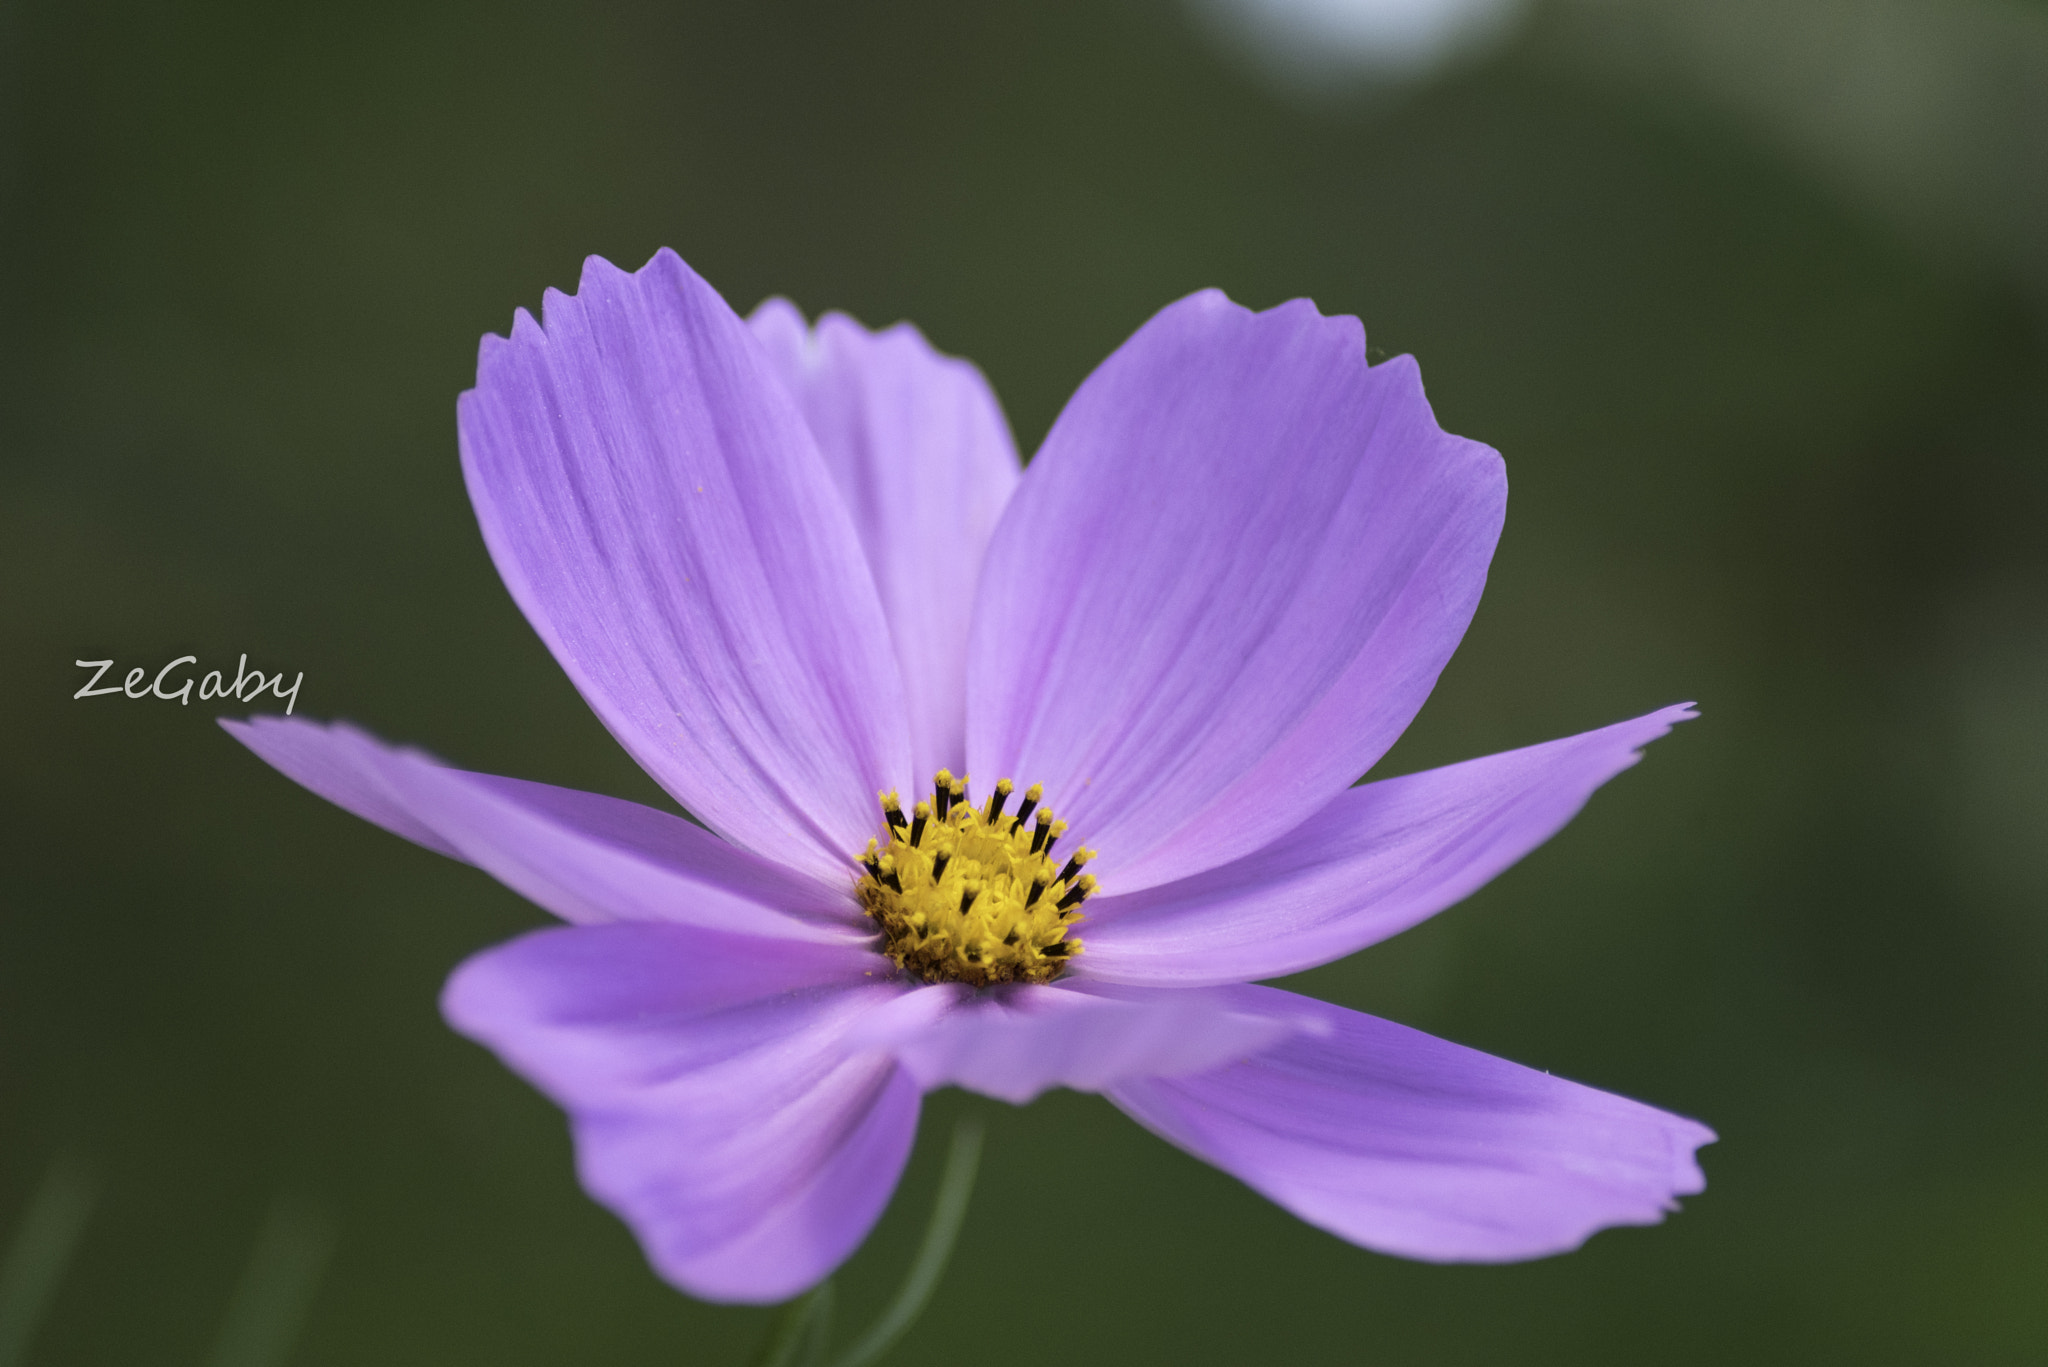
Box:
[5,0,2048,1361]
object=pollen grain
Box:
[856,772,1093,986]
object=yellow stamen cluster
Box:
[856,771,1095,987]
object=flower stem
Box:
[826,1117,984,1367]
[751,1281,835,1367]
[0,1157,97,1367]
[205,1196,336,1367]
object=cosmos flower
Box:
[226,249,1711,1304]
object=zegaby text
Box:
[74,655,303,715]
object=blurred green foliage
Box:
[3,0,2047,1362]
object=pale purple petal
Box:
[220,713,463,859]
[1076,705,1697,985]
[750,301,1020,783]
[224,716,866,943]
[967,291,1505,894]
[458,250,913,883]
[443,922,918,1303]
[853,980,1317,1104]
[1109,987,1714,1262]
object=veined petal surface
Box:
[968,291,1505,894]
[1109,987,1713,1262]
[853,981,1317,1104]
[224,717,864,944]
[459,250,913,882]
[1077,705,1696,985]
[443,922,918,1303]
[750,301,1021,783]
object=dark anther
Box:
[1057,883,1089,911]
[910,808,928,848]
[1030,812,1054,854]
[1057,855,1087,885]
[882,869,903,893]
[1003,929,1020,946]
[1013,789,1039,829]
[1024,878,1046,907]
[934,781,951,821]
[959,887,978,915]
[952,775,969,808]
[884,802,907,834]
[860,853,882,880]
[931,852,951,882]
[985,779,1012,825]
[1042,942,1073,957]
[965,947,981,962]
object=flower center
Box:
[856,770,1096,986]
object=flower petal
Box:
[750,301,1021,783]
[458,250,914,882]
[967,291,1506,894]
[853,981,1316,1104]
[443,921,918,1303]
[223,716,865,943]
[1076,704,1697,985]
[1108,987,1713,1262]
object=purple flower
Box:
[226,249,1711,1304]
